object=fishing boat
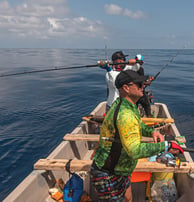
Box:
[3,101,194,202]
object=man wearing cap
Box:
[90,70,183,201]
[98,51,134,111]
[111,51,129,71]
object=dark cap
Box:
[112,51,128,61]
[115,70,148,89]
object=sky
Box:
[0,0,194,49]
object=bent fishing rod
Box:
[0,62,128,78]
[0,64,99,78]
[153,46,186,80]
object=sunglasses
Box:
[127,82,144,88]
[118,57,126,61]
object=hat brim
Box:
[115,70,148,89]
[133,75,148,83]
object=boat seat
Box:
[63,133,186,143]
[82,116,175,124]
[34,159,194,173]
[63,134,99,142]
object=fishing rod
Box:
[0,62,128,78]
[104,37,108,60]
[0,64,99,78]
[153,46,186,80]
[182,147,194,153]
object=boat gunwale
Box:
[3,101,194,202]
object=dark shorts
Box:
[90,163,131,201]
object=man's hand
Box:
[97,60,111,72]
[152,130,164,143]
[144,76,155,86]
[168,142,184,154]
[149,76,155,81]
[128,59,136,65]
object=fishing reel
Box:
[145,90,153,104]
[137,90,153,117]
[156,152,181,168]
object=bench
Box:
[82,116,175,124]
[63,133,186,143]
[34,158,194,173]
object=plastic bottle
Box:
[161,181,170,202]
[168,179,177,202]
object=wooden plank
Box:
[82,117,99,124]
[141,136,186,143]
[141,118,174,123]
[82,116,174,124]
[63,133,186,143]
[34,159,194,173]
[64,134,99,141]
[34,159,92,172]
[135,161,194,173]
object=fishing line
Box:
[153,46,186,80]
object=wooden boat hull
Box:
[3,102,194,201]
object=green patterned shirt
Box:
[93,97,166,176]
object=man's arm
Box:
[117,113,166,160]
[141,121,154,137]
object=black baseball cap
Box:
[112,51,128,61]
[115,70,148,89]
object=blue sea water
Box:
[0,48,194,200]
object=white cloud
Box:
[45,17,106,39]
[104,4,122,15]
[48,18,61,30]
[104,4,148,19]
[0,0,13,14]
[0,0,108,42]
[0,0,10,10]
[123,9,148,19]
[15,0,71,17]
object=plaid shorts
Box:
[90,163,130,201]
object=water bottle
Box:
[161,182,170,202]
[168,180,177,202]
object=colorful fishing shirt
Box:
[93,97,166,176]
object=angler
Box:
[98,51,154,117]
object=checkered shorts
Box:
[90,163,130,201]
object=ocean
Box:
[0,49,194,200]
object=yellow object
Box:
[153,172,174,181]
[145,122,155,126]
[176,158,181,167]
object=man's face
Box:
[114,58,126,71]
[124,82,144,99]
